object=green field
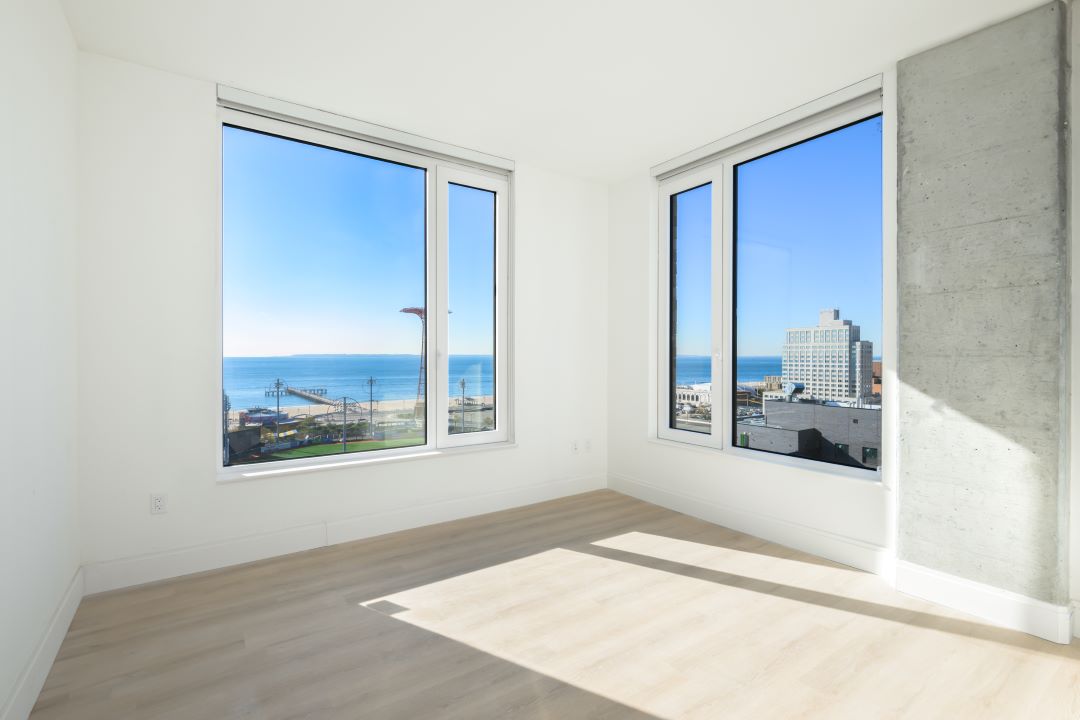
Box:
[269,437,425,460]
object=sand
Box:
[227,395,493,423]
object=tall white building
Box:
[781,309,873,403]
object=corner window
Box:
[657,93,883,474]
[221,113,510,469]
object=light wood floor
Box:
[31,490,1080,719]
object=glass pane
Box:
[447,183,496,434]
[733,115,882,469]
[221,125,427,466]
[670,183,712,433]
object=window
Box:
[669,183,712,434]
[221,111,510,469]
[437,168,509,448]
[657,88,883,474]
[658,168,719,446]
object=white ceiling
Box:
[61,0,1045,182]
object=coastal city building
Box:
[672,382,712,431]
[780,308,873,404]
[674,384,711,409]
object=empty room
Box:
[3,0,1080,718]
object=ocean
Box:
[676,355,782,386]
[224,355,493,409]
[224,354,785,410]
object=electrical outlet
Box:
[150,493,168,515]
[570,440,580,454]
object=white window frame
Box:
[215,95,512,481]
[657,165,723,448]
[436,166,510,448]
[654,78,887,481]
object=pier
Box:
[261,380,370,413]
[288,388,370,413]
[287,387,335,405]
[262,386,336,405]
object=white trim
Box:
[895,561,1073,645]
[608,473,891,575]
[84,524,328,595]
[651,75,883,179]
[1068,0,1080,635]
[723,445,880,482]
[218,85,513,174]
[219,440,517,483]
[879,67,900,579]
[84,476,603,594]
[1073,600,1080,639]
[0,569,83,720]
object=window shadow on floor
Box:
[569,542,1077,658]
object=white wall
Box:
[76,52,610,591]
[0,0,81,716]
[606,174,892,572]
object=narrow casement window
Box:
[447,183,496,435]
[657,167,721,449]
[669,184,712,434]
[436,167,509,448]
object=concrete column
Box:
[896,2,1068,603]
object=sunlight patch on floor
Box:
[358,545,1072,719]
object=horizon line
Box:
[223,352,493,359]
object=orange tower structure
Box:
[400,307,426,421]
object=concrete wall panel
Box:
[897,2,1068,603]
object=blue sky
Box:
[448,183,495,358]
[672,184,712,357]
[223,126,494,357]
[674,115,883,357]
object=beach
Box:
[227,395,495,425]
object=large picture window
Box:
[658,91,883,474]
[733,116,882,469]
[221,112,510,470]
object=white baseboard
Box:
[896,560,1073,644]
[83,524,328,594]
[0,568,83,720]
[84,475,605,594]
[608,473,891,575]
[1073,601,1080,639]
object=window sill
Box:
[646,435,885,485]
[217,440,517,484]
